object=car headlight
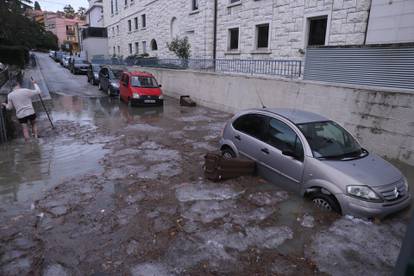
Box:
[158,94,164,100]
[111,82,119,88]
[132,93,140,99]
[403,177,409,192]
[94,73,98,78]
[346,185,381,202]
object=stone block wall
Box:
[103,0,215,59]
[216,0,371,60]
[103,0,372,60]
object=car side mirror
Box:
[158,84,162,88]
[282,149,301,160]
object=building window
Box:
[113,46,116,55]
[116,25,119,35]
[192,0,198,11]
[141,14,146,28]
[115,0,118,12]
[124,0,127,7]
[129,43,132,54]
[228,28,239,50]
[256,23,269,49]
[128,20,131,32]
[112,26,115,36]
[307,16,328,46]
[134,17,138,30]
[142,41,147,53]
[135,42,139,54]
[230,0,240,3]
[111,0,114,14]
[117,45,120,54]
[170,17,178,38]
[151,39,158,51]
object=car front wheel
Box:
[309,192,341,214]
[221,147,236,159]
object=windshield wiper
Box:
[318,149,367,160]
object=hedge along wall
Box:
[0,45,29,68]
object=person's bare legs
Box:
[22,123,30,141]
[31,120,38,138]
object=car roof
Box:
[127,71,154,77]
[252,108,330,124]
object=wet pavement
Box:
[0,53,413,275]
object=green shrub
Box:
[0,45,29,68]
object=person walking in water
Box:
[2,79,41,141]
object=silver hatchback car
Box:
[219,108,411,218]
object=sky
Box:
[34,0,89,12]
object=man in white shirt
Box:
[2,79,41,141]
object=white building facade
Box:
[103,0,412,60]
[80,0,109,61]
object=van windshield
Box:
[131,76,159,88]
[297,121,367,160]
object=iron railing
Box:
[91,56,302,78]
[0,107,7,143]
[0,65,9,88]
[135,58,302,78]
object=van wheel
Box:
[221,147,235,159]
[309,192,341,214]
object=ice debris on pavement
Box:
[176,182,244,202]
[306,217,405,276]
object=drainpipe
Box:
[213,0,218,69]
[363,0,372,45]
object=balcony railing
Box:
[82,27,107,39]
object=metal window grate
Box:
[304,46,414,90]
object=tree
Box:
[0,2,58,51]
[63,4,75,18]
[34,1,41,10]
[167,37,191,60]
[77,7,86,20]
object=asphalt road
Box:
[36,53,103,98]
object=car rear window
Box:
[75,60,88,64]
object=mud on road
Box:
[0,93,412,275]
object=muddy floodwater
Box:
[0,94,413,276]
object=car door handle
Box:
[261,148,269,154]
[234,135,241,141]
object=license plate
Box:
[144,100,156,103]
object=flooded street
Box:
[0,54,413,275]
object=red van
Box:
[119,71,164,106]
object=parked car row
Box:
[85,63,164,106]
[49,50,90,75]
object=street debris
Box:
[180,95,196,107]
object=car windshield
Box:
[131,76,158,88]
[297,121,366,160]
[75,60,88,64]
[92,65,100,72]
[109,69,123,79]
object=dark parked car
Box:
[87,64,101,85]
[98,65,126,96]
[53,51,64,62]
[70,58,90,74]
